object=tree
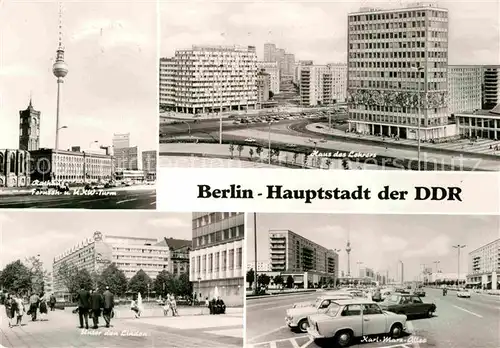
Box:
[128,269,152,297]
[0,260,32,295]
[273,275,284,288]
[74,269,93,294]
[229,144,235,158]
[57,262,93,301]
[153,270,175,297]
[97,263,128,297]
[24,256,48,294]
[249,148,254,160]
[258,274,271,287]
[255,146,263,159]
[246,269,255,288]
[176,272,192,297]
[286,275,294,289]
[237,144,244,157]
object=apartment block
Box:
[300,64,347,106]
[467,238,499,290]
[257,61,280,94]
[482,65,500,110]
[448,65,482,114]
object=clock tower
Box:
[19,99,41,151]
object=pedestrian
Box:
[163,294,171,316]
[5,293,14,328]
[205,297,209,315]
[49,294,56,311]
[170,295,178,316]
[130,295,141,318]
[39,292,48,321]
[90,288,104,329]
[76,285,90,329]
[102,286,114,328]
[28,292,40,321]
[14,294,25,326]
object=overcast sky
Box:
[161,0,499,65]
[247,213,499,280]
[0,1,157,152]
[0,212,192,272]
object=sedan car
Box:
[413,289,426,297]
[379,294,436,318]
[457,289,471,298]
[306,299,407,347]
[245,138,256,143]
[286,294,352,333]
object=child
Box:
[130,298,140,318]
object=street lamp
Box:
[399,260,404,285]
[147,283,150,301]
[332,249,341,289]
[254,213,258,295]
[452,245,466,287]
[267,121,274,165]
[197,277,201,302]
[412,66,424,171]
[433,260,440,273]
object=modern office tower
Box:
[482,65,500,110]
[159,58,176,109]
[467,238,500,290]
[190,212,244,306]
[294,60,314,84]
[284,53,296,76]
[52,231,190,299]
[300,64,347,106]
[256,70,271,106]
[112,133,130,150]
[275,48,286,72]
[257,62,280,94]
[448,65,482,114]
[347,4,450,140]
[114,146,138,170]
[142,150,157,176]
[161,45,258,114]
[264,43,277,62]
[19,100,41,151]
[268,229,339,277]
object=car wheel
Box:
[335,330,353,347]
[390,323,403,339]
[427,309,433,318]
[298,319,309,333]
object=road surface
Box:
[246,288,500,348]
[0,305,243,348]
[0,187,156,209]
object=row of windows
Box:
[350,19,447,32]
[349,50,447,60]
[349,9,447,22]
[194,225,245,247]
[351,105,446,115]
[350,40,429,50]
[192,212,240,228]
[350,112,446,126]
[349,80,446,90]
[350,71,427,79]
[192,248,243,273]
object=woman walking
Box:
[14,294,25,326]
[130,295,141,319]
[5,294,14,328]
[170,295,178,316]
[39,293,48,321]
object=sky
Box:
[0,1,158,152]
[161,0,500,65]
[0,212,192,272]
[246,213,499,280]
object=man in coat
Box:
[102,286,114,328]
[90,288,104,329]
[76,286,90,329]
[28,293,40,321]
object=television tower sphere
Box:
[53,60,68,78]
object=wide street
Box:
[246,288,500,348]
[0,305,243,348]
[160,116,500,171]
[0,186,156,209]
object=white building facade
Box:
[467,238,499,290]
[190,212,244,306]
[257,61,280,94]
[447,65,482,114]
[347,4,451,140]
[482,65,500,109]
[160,45,258,114]
[300,65,346,106]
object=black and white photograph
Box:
[159,0,500,171]
[0,1,157,209]
[0,211,244,348]
[246,213,500,348]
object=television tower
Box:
[346,231,352,277]
[53,2,68,151]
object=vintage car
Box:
[286,294,353,332]
[457,289,471,298]
[306,299,407,347]
[379,294,436,318]
[292,292,354,308]
[413,288,426,297]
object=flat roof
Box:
[349,5,447,16]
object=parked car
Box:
[413,288,426,297]
[286,294,353,333]
[379,294,436,318]
[306,299,407,347]
[245,138,256,143]
[457,289,471,298]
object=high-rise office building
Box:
[257,62,280,94]
[347,4,450,140]
[190,212,244,306]
[284,53,296,76]
[329,63,348,103]
[160,46,258,114]
[256,70,271,106]
[448,65,482,114]
[114,146,138,170]
[268,229,339,277]
[142,150,157,174]
[482,65,500,110]
[19,100,41,151]
[264,43,277,62]
[467,238,499,290]
[112,133,130,150]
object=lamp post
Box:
[412,66,424,171]
[332,249,341,289]
[197,277,202,302]
[452,245,466,287]
[268,121,274,165]
[254,213,258,295]
[399,260,404,285]
[147,283,150,301]
[433,260,440,273]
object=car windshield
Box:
[385,295,400,303]
[325,304,340,317]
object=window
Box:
[319,300,331,309]
[363,304,383,315]
[222,251,227,270]
[412,296,423,304]
[342,304,362,316]
[236,248,242,268]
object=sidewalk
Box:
[112,305,242,319]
